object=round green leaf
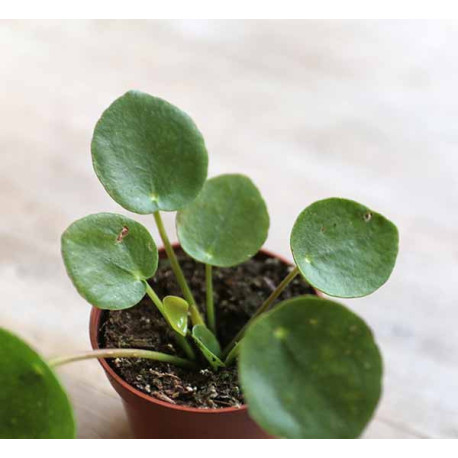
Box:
[163,296,189,336]
[176,174,269,267]
[92,91,208,214]
[191,324,225,369]
[0,328,76,439]
[291,198,399,298]
[62,213,158,310]
[239,296,382,439]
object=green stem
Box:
[205,264,216,333]
[145,282,166,314]
[174,335,196,362]
[224,341,240,366]
[153,211,204,326]
[222,266,300,358]
[145,283,196,360]
[48,348,195,369]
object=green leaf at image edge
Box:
[239,295,383,439]
[291,198,399,298]
[176,174,270,267]
[92,91,208,214]
[0,328,76,439]
[61,213,158,310]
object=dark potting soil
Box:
[100,249,316,409]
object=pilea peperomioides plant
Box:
[0,91,399,439]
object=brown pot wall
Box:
[89,246,305,439]
[90,307,270,438]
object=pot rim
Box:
[89,245,306,415]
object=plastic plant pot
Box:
[89,246,315,439]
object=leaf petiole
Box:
[224,341,240,366]
[205,264,216,333]
[153,211,204,326]
[48,348,196,369]
[222,266,300,358]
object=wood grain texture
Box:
[1,20,457,439]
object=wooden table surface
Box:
[1,20,457,439]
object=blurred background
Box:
[1,20,457,438]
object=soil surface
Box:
[100,249,316,408]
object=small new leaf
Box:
[290,198,399,298]
[191,325,225,370]
[61,213,158,310]
[239,296,383,439]
[163,296,189,337]
[0,328,76,439]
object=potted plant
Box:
[0,91,399,439]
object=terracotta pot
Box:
[89,246,304,439]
